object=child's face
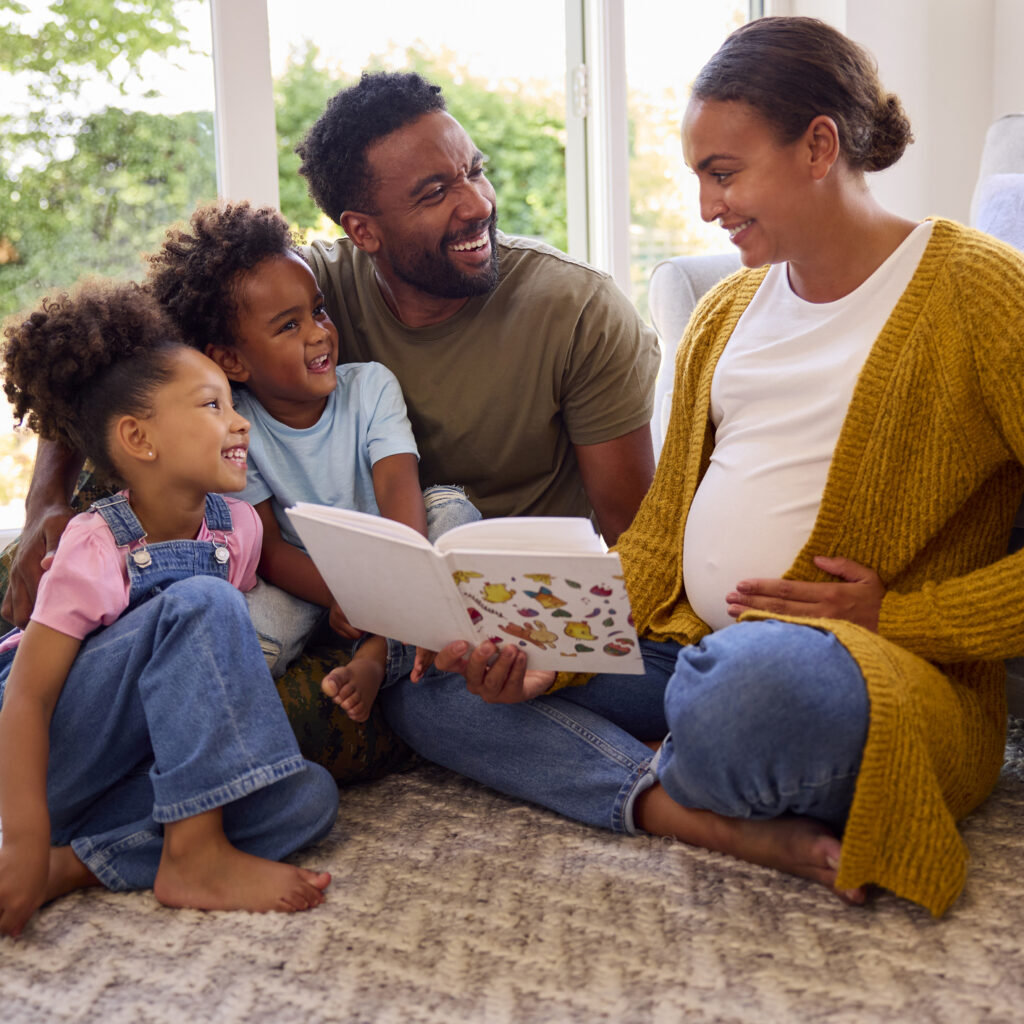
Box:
[133,347,250,496]
[225,252,339,430]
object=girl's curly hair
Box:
[2,280,185,486]
[146,201,297,353]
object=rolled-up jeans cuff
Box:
[621,750,660,836]
[385,638,417,689]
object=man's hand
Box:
[726,555,885,632]
[0,838,50,938]
[434,640,556,703]
[1,504,75,628]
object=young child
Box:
[146,201,479,723]
[0,282,338,938]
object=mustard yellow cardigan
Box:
[617,219,1024,916]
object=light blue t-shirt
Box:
[235,362,419,549]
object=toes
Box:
[301,869,331,891]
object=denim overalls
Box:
[0,493,337,891]
[92,492,234,610]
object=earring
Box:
[147,451,155,458]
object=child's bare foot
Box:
[321,659,384,722]
[154,814,330,914]
[637,785,866,905]
[45,846,101,903]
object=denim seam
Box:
[151,754,306,823]
[529,699,651,834]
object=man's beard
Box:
[390,214,500,299]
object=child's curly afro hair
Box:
[146,200,296,354]
[2,280,184,485]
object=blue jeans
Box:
[379,619,868,833]
[0,576,339,891]
[247,485,481,676]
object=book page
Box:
[287,503,433,549]
[434,516,605,555]
[285,505,473,651]
[443,549,643,673]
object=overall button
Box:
[214,546,230,564]
[132,548,153,568]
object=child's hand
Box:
[410,647,436,683]
[327,600,363,641]
[0,838,50,937]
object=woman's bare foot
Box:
[44,846,101,903]
[153,810,331,914]
[321,658,384,723]
[636,784,866,905]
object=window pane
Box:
[0,0,216,529]
[625,1,748,317]
[267,1,567,249]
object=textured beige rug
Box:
[3,722,1024,1024]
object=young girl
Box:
[0,281,338,938]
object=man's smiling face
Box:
[358,110,499,299]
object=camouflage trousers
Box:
[0,471,413,784]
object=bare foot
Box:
[321,659,384,723]
[154,842,330,913]
[45,846,101,903]
[153,810,331,914]
[636,785,867,905]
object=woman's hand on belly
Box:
[725,555,884,631]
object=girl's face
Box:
[226,252,339,430]
[136,347,250,497]
[682,98,812,269]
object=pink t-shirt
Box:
[0,493,262,652]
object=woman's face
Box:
[682,98,812,269]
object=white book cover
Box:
[285,503,644,673]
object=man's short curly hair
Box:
[2,281,184,486]
[297,70,446,225]
[146,201,297,353]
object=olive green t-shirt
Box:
[303,233,659,521]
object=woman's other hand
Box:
[726,555,884,631]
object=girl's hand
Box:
[410,647,436,683]
[726,555,885,631]
[434,640,556,703]
[328,599,364,641]
[0,838,50,938]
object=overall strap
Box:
[89,494,145,547]
[204,493,234,533]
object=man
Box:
[295,70,658,540]
[2,70,657,629]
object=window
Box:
[0,0,216,529]
[624,0,750,317]
[265,1,568,251]
[1,0,752,531]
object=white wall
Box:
[994,0,1024,120]
[769,0,1024,223]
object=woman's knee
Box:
[660,621,868,817]
[666,621,866,735]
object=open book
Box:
[285,504,644,673]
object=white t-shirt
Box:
[683,222,934,630]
